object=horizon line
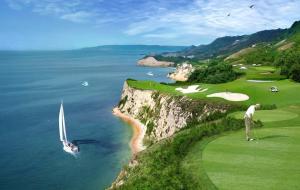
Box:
[0,44,189,51]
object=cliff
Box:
[109,80,242,189]
[167,63,194,81]
[137,56,174,67]
[109,81,240,189]
[117,81,235,143]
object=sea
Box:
[0,45,184,190]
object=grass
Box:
[242,66,286,80]
[127,77,300,108]
[229,109,298,122]
[183,105,300,190]
[202,127,300,190]
[122,65,300,189]
[181,137,218,190]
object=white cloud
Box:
[5,0,300,45]
[125,0,300,40]
[61,11,95,23]
[5,0,103,23]
[143,33,179,39]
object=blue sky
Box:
[1,0,300,50]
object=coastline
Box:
[112,107,146,155]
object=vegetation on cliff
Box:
[114,117,263,190]
[188,60,242,84]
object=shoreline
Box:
[112,108,146,155]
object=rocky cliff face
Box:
[168,63,194,81]
[118,81,234,143]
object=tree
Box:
[275,48,300,82]
[290,64,300,82]
[188,61,240,84]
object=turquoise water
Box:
[0,46,183,190]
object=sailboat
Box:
[59,103,79,154]
[81,81,89,87]
[147,71,154,76]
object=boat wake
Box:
[72,139,99,145]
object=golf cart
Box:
[270,86,279,92]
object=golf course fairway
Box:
[183,105,300,190]
[229,109,298,123]
[202,127,300,190]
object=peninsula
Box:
[111,21,300,190]
[137,56,174,67]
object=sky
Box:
[1,0,300,50]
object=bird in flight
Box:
[249,4,255,9]
[227,13,231,17]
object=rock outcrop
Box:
[168,63,194,81]
[137,56,174,67]
[117,81,235,142]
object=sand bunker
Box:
[247,80,274,83]
[207,92,249,101]
[175,85,207,94]
[176,85,199,93]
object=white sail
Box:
[59,103,68,142]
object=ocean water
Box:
[0,46,183,190]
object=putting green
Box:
[229,109,298,122]
[202,127,300,190]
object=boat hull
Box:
[63,141,79,154]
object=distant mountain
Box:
[80,45,186,52]
[163,21,300,60]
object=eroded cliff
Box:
[117,81,235,143]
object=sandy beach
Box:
[112,108,146,155]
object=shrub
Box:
[118,95,128,109]
[146,121,155,135]
[275,48,300,82]
[259,104,277,110]
[290,64,300,82]
[126,78,137,81]
[188,61,240,84]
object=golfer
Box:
[244,104,260,141]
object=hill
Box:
[157,21,300,61]
[174,29,286,59]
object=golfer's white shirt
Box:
[245,105,256,118]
